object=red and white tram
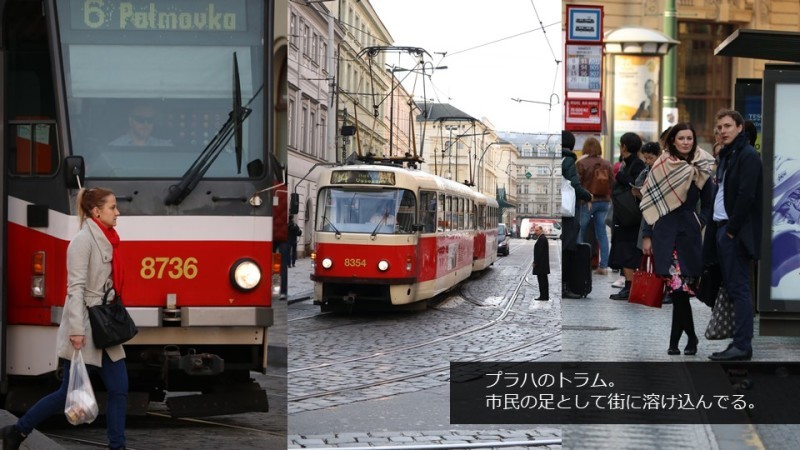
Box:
[1,0,280,416]
[311,164,498,309]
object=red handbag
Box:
[628,255,665,308]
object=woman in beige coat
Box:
[2,187,129,450]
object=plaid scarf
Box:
[639,148,715,225]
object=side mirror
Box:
[64,156,85,189]
[290,193,300,215]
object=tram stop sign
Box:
[525,172,532,179]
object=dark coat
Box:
[562,148,592,251]
[642,182,714,276]
[533,233,550,275]
[702,133,763,261]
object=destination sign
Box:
[71,0,247,31]
[330,171,396,186]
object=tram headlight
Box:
[321,258,333,269]
[230,258,262,291]
[377,260,389,272]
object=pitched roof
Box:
[416,102,477,122]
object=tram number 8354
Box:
[343,258,367,268]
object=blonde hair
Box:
[76,187,114,226]
[582,137,603,157]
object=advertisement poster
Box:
[613,55,660,148]
[770,83,800,301]
[565,99,601,131]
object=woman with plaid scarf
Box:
[640,123,715,356]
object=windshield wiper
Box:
[371,213,389,237]
[165,52,259,206]
[323,215,341,237]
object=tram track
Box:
[290,255,558,402]
[43,409,286,450]
[290,255,533,375]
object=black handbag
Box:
[88,289,138,348]
[612,183,642,227]
[696,263,722,308]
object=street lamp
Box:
[476,141,500,192]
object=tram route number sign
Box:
[71,0,247,31]
[331,170,396,186]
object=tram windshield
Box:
[317,188,417,234]
[54,0,265,178]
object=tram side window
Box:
[396,190,417,234]
[10,122,58,176]
[458,198,465,230]
[420,191,437,233]
[478,205,485,230]
[444,195,455,230]
[437,193,446,232]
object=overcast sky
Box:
[370,0,562,135]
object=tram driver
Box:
[110,102,172,147]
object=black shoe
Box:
[609,287,630,300]
[667,347,680,355]
[684,336,698,355]
[1,424,27,450]
[562,290,582,299]
[711,343,734,357]
[708,345,752,361]
[535,297,550,301]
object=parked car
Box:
[497,223,510,256]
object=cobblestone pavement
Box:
[288,238,563,448]
[561,230,800,450]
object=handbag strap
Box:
[101,288,117,306]
[639,255,653,273]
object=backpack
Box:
[290,222,302,237]
[588,163,610,196]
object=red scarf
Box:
[92,218,124,297]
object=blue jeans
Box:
[716,224,754,352]
[578,200,610,268]
[17,351,128,449]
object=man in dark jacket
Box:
[533,225,551,300]
[562,130,593,299]
[706,110,763,361]
[288,215,302,267]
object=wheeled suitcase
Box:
[567,242,593,297]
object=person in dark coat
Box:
[640,123,715,355]
[608,132,647,300]
[562,130,593,299]
[532,225,551,300]
[288,215,302,267]
[705,110,763,361]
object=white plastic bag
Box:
[561,177,576,217]
[64,349,99,425]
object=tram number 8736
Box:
[140,257,199,279]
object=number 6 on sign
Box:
[140,257,198,279]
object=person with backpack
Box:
[576,137,614,275]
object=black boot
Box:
[678,293,698,355]
[1,424,27,450]
[609,281,631,300]
[668,299,682,355]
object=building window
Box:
[312,34,319,64]
[536,166,549,176]
[301,104,308,152]
[309,110,316,155]
[321,42,328,72]
[677,21,733,146]
[290,13,297,47]
[319,116,327,159]
[535,203,549,215]
[303,24,310,56]
[288,97,295,147]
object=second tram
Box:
[311,164,498,309]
